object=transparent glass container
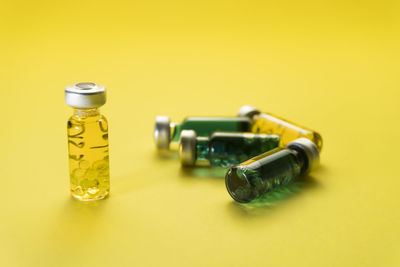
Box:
[238,105,323,151]
[225,138,319,203]
[65,82,110,201]
[67,108,110,200]
[179,130,280,167]
[154,116,252,150]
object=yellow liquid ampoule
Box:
[238,105,323,151]
[65,82,110,201]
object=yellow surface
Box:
[1,1,399,266]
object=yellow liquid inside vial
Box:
[252,113,323,151]
[67,109,110,201]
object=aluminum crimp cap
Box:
[65,82,106,109]
[179,130,197,167]
[286,138,320,173]
[154,116,171,150]
[237,105,261,119]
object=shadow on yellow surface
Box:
[50,197,109,246]
[179,166,227,179]
[60,196,109,225]
[154,150,179,161]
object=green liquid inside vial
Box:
[67,109,110,201]
[171,117,252,142]
[225,147,306,203]
[195,133,280,167]
[196,137,210,163]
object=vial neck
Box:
[171,122,183,142]
[73,108,100,118]
[291,148,308,175]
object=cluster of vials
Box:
[155,106,322,203]
[64,82,322,204]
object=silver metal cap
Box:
[65,82,106,109]
[237,105,260,118]
[154,116,171,150]
[287,138,320,173]
[179,130,197,167]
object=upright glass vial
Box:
[154,116,251,150]
[180,130,280,167]
[225,138,319,203]
[238,105,323,151]
[65,82,110,201]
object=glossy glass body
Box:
[171,117,251,142]
[252,113,323,151]
[67,108,110,200]
[225,146,307,203]
[195,132,280,167]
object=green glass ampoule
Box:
[179,130,280,167]
[154,116,251,150]
[238,105,323,151]
[65,82,110,201]
[225,138,319,203]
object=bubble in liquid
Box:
[80,179,99,189]
[93,160,109,175]
[88,187,100,195]
[79,160,90,169]
[85,169,97,180]
[73,186,84,195]
[93,160,108,170]
[72,168,86,179]
[97,174,109,184]
[70,176,78,185]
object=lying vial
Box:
[154,116,251,150]
[238,105,323,151]
[65,82,110,201]
[225,138,319,203]
[179,130,280,167]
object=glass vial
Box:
[154,116,252,150]
[179,130,280,167]
[65,82,110,201]
[225,138,319,203]
[238,105,323,151]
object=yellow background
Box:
[1,1,399,266]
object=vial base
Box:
[226,148,302,203]
[71,190,109,201]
